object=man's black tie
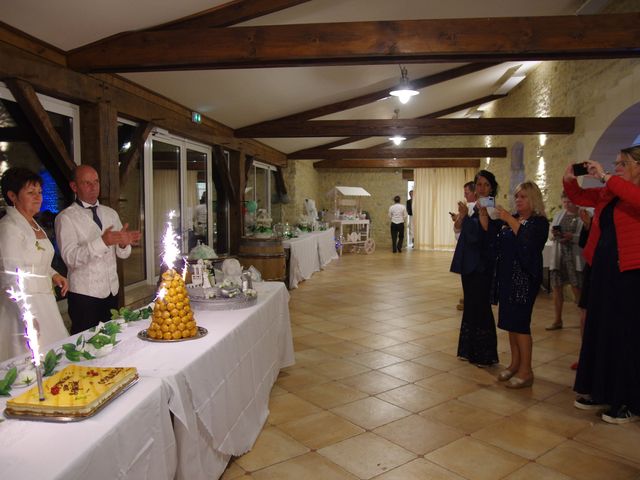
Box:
[89,205,103,230]
[76,198,102,230]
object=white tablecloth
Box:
[0,377,176,480]
[283,228,338,289]
[0,281,294,480]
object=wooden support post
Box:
[119,121,153,187]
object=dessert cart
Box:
[326,186,374,255]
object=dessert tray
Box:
[4,376,138,423]
[138,326,208,342]
[188,286,258,311]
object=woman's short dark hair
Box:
[463,181,476,192]
[394,195,401,203]
[0,167,43,206]
[475,170,499,197]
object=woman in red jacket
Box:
[563,144,640,424]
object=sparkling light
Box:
[5,268,43,368]
[539,134,547,147]
[161,210,180,270]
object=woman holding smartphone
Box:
[450,170,500,367]
[564,145,640,424]
[494,181,549,388]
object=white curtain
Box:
[414,168,476,250]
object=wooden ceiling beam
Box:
[287,94,508,157]
[314,159,481,169]
[237,117,575,138]
[292,147,506,160]
[153,0,312,30]
[68,14,640,72]
[246,63,498,127]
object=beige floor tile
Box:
[382,328,430,342]
[373,458,466,480]
[420,399,505,434]
[376,384,451,412]
[503,462,574,480]
[537,442,640,480]
[338,370,407,395]
[380,342,432,360]
[449,363,501,385]
[318,432,416,479]
[458,386,537,416]
[292,348,337,366]
[267,393,323,425]
[235,427,309,472]
[275,368,332,392]
[510,402,593,438]
[318,341,372,357]
[269,385,288,397]
[354,334,404,349]
[415,372,483,398]
[291,325,318,338]
[295,381,368,409]
[472,417,566,460]
[574,423,640,465]
[413,351,465,371]
[296,332,345,347]
[330,396,411,430]
[373,414,465,455]
[220,461,246,479]
[327,327,373,341]
[425,437,528,480]
[250,452,358,480]
[303,320,347,333]
[348,350,404,369]
[379,360,441,382]
[307,359,370,380]
[278,411,365,450]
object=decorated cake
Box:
[147,268,198,340]
[5,365,138,418]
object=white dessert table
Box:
[283,228,338,289]
[0,377,176,480]
[0,281,294,480]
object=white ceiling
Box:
[1,0,595,154]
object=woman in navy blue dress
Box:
[494,181,549,388]
[450,170,501,366]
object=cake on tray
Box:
[5,365,138,418]
[147,268,198,340]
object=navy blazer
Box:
[450,211,499,276]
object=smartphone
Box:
[449,212,456,218]
[572,162,589,176]
[478,196,495,208]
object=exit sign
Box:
[191,112,202,124]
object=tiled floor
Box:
[223,250,640,480]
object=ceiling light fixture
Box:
[388,108,406,146]
[389,65,419,104]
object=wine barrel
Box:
[237,237,286,282]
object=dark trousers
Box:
[68,291,118,334]
[390,222,405,252]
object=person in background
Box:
[406,189,413,247]
[388,195,407,253]
[546,191,584,330]
[564,146,640,424]
[450,171,500,367]
[55,165,141,334]
[0,168,68,361]
[494,181,549,388]
[571,207,593,370]
[452,181,477,311]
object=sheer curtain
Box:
[414,167,476,250]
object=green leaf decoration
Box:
[43,349,60,377]
[81,351,95,360]
[0,367,18,396]
[110,308,120,319]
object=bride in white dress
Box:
[0,168,69,362]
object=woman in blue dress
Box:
[450,170,501,366]
[494,181,549,388]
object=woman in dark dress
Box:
[450,170,501,366]
[494,181,549,388]
[564,147,640,424]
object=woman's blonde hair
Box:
[514,181,546,217]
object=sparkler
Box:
[6,268,45,401]
[161,210,180,270]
